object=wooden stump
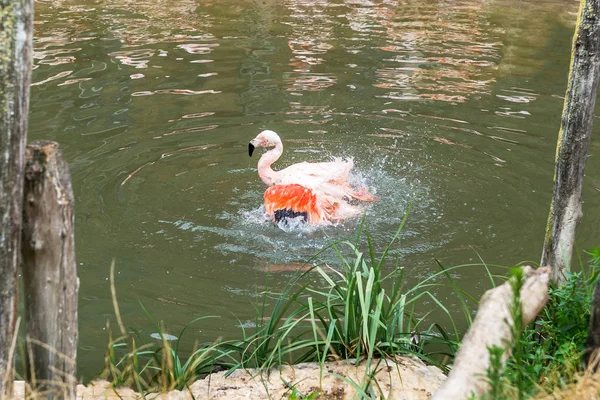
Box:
[22,142,79,399]
[0,0,34,397]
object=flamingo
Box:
[249,130,376,224]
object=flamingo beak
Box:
[248,142,255,157]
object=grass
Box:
[480,247,600,399]
[101,317,231,392]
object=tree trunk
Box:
[541,0,600,283]
[22,142,79,399]
[0,0,34,396]
[431,266,551,400]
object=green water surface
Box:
[28,0,599,379]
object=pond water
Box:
[29,0,599,380]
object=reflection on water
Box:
[374,2,499,102]
[28,0,597,380]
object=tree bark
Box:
[541,0,600,283]
[431,266,551,400]
[0,0,34,397]
[22,142,79,399]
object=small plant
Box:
[307,220,450,365]
[219,276,320,373]
[481,247,600,399]
[102,325,153,393]
[482,345,508,400]
[508,270,593,396]
[101,315,231,392]
[103,260,234,391]
[508,267,526,399]
[287,387,320,399]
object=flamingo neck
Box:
[257,143,283,185]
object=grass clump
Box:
[481,247,600,399]
[102,260,235,392]
[101,317,232,392]
[306,216,460,367]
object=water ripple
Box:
[131,89,222,97]
[31,70,73,86]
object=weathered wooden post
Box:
[22,142,79,399]
[541,0,600,283]
[0,0,34,397]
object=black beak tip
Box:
[249,143,255,157]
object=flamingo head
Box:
[249,130,281,157]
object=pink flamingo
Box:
[249,130,376,224]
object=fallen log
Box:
[431,266,551,400]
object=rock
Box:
[188,356,445,399]
[13,356,446,399]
